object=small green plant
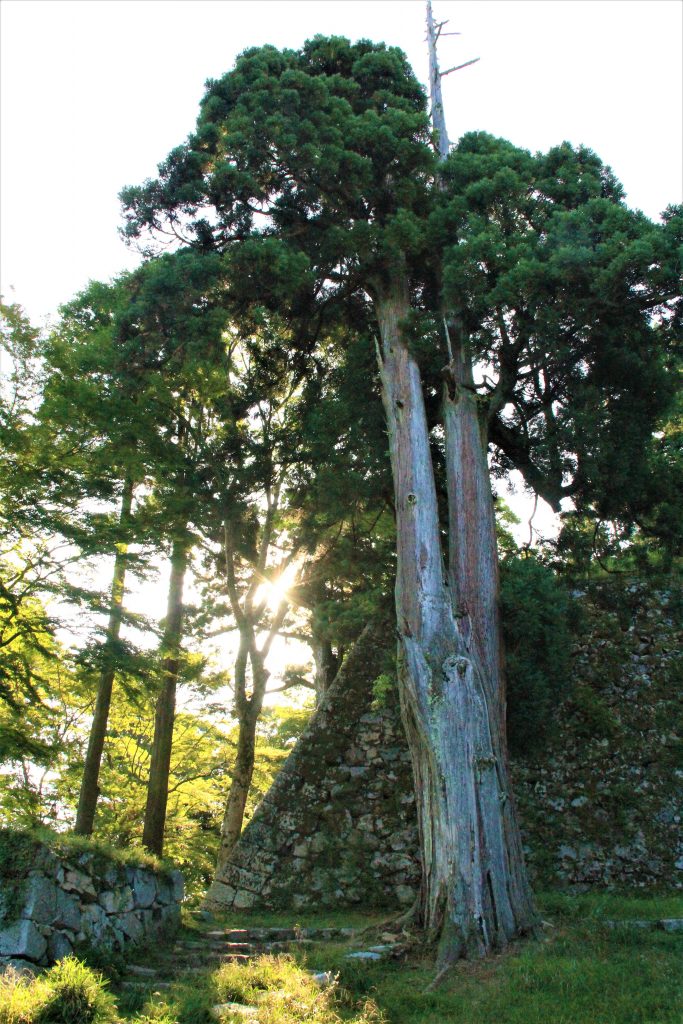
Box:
[35,958,118,1024]
[370,673,394,709]
[0,960,118,1024]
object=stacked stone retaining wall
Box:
[206,623,420,911]
[0,835,183,969]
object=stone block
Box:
[61,868,96,900]
[20,874,59,924]
[80,903,109,943]
[0,919,48,963]
[395,884,416,905]
[117,911,144,942]
[0,958,40,975]
[47,930,73,961]
[232,889,258,910]
[169,870,184,903]
[156,879,174,905]
[131,870,156,909]
[54,890,82,932]
[205,880,237,907]
[230,866,264,893]
[99,886,134,915]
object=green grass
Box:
[536,889,683,922]
[0,827,173,880]
[4,895,681,1023]
[307,924,682,1024]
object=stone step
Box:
[211,1004,258,1020]
[127,964,159,977]
[264,938,314,952]
[174,941,254,954]
[172,954,252,970]
[121,979,172,990]
[605,917,683,932]
[166,954,253,971]
[203,926,355,942]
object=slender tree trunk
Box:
[142,535,189,857]
[74,477,134,836]
[443,334,504,723]
[375,278,536,966]
[215,637,269,875]
[311,632,339,703]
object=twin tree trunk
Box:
[142,535,189,857]
[375,280,536,965]
[75,477,134,836]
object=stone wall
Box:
[206,578,682,911]
[513,579,683,889]
[206,623,420,911]
[0,834,183,969]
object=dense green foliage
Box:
[121,37,681,542]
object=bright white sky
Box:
[1,0,682,687]
[2,0,681,324]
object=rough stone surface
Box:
[0,919,48,962]
[206,623,420,911]
[0,838,183,968]
[129,869,157,909]
[206,581,682,912]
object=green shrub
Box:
[0,960,118,1024]
[500,555,572,757]
[35,959,118,1024]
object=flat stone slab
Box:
[175,941,253,954]
[264,938,313,951]
[345,951,382,961]
[121,979,172,990]
[211,1003,258,1019]
[211,926,356,943]
[605,918,683,931]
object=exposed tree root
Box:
[424,959,456,993]
[357,898,421,939]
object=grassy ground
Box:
[116,892,682,1024]
[2,893,681,1023]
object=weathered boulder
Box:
[0,919,47,962]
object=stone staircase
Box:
[118,923,357,994]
